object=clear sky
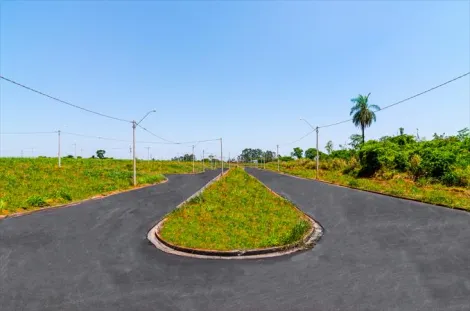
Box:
[1,1,469,160]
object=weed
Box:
[160,168,311,250]
[26,195,48,207]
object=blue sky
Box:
[1,1,469,160]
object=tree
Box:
[350,93,380,144]
[264,150,276,162]
[348,134,363,150]
[457,127,469,141]
[291,147,303,159]
[305,148,326,160]
[325,140,334,154]
[399,127,405,136]
[96,150,106,159]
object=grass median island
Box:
[0,157,213,215]
[159,168,312,251]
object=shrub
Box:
[59,190,72,201]
[26,195,48,207]
[331,158,347,170]
[409,154,423,180]
[419,149,456,178]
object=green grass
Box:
[159,168,311,251]
[260,162,470,211]
[0,157,219,214]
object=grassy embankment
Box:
[258,161,470,210]
[0,157,219,214]
[159,167,311,251]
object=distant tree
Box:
[66,154,74,158]
[399,127,405,136]
[291,147,303,159]
[304,148,317,160]
[457,128,469,141]
[325,140,334,154]
[348,134,363,150]
[264,150,276,162]
[96,150,106,159]
[350,93,380,144]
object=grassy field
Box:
[159,168,311,251]
[258,161,470,210]
[0,157,219,214]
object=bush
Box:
[409,154,423,180]
[419,149,456,179]
[26,195,48,207]
[331,158,347,170]
[279,156,294,162]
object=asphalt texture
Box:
[1,168,469,311]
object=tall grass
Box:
[262,160,470,210]
[0,157,215,214]
[159,168,311,251]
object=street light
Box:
[133,109,156,186]
[299,117,319,179]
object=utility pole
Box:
[73,143,77,158]
[145,146,151,160]
[228,152,230,169]
[80,148,83,157]
[58,130,61,168]
[133,109,156,186]
[263,152,266,169]
[202,149,205,172]
[133,120,137,186]
[220,138,223,175]
[277,144,279,171]
[192,145,195,173]
[21,149,23,158]
[316,126,319,180]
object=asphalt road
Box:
[1,168,469,311]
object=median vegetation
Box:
[159,168,311,251]
[0,157,213,214]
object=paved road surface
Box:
[1,168,469,311]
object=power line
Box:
[279,129,316,146]
[61,131,131,142]
[319,72,470,128]
[0,131,57,135]
[136,125,219,145]
[136,124,177,143]
[0,75,131,123]
[280,72,470,145]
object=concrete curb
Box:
[0,177,169,220]
[147,168,323,260]
[255,168,470,213]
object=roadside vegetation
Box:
[159,168,311,251]
[245,128,470,210]
[0,157,217,214]
[237,93,470,210]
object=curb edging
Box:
[147,168,323,260]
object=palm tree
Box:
[350,93,380,144]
